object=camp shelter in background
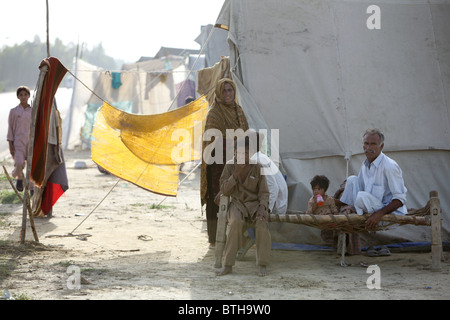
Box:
[122,50,202,115]
[64,47,206,150]
[62,58,101,150]
[211,0,450,246]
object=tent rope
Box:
[59,27,219,232]
[66,69,106,103]
[69,179,120,235]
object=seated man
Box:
[250,130,288,215]
[339,128,408,256]
[216,136,271,277]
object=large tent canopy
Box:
[213,0,450,244]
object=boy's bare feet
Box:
[216,265,232,276]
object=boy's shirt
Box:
[7,104,32,150]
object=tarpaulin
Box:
[91,96,208,196]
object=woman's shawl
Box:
[200,78,249,205]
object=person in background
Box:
[7,86,33,193]
[184,96,195,105]
[249,130,288,215]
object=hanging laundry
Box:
[111,72,122,89]
[31,57,67,187]
[30,57,69,216]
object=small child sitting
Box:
[306,175,338,215]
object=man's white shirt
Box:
[250,152,288,214]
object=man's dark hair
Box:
[184,96,194,104]
[310,175,330,192]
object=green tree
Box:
[0,36,122,92]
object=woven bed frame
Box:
[215,191,443,270]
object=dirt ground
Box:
[1,149,449,301]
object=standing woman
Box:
[201,78,249,249]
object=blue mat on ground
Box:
[247,228,449,252]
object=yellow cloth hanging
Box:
[91,96,208,196]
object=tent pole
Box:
[46,0,50,57]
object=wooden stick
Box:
[270,213,430,226]
[3,166,39,242]
[3,165,25,203]
[21,64,48,244]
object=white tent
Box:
[63,58,101,150]
[214,0,450,245]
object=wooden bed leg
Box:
[214,196,229,269]
[430,190,442,272]
[338,232,347,267]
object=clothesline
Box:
[67,69,200,74]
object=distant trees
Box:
[0,36,122,92]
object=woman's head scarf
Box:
[214,78,237,106]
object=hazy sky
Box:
[0,0,225,63]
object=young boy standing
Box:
[7,86,32,191]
